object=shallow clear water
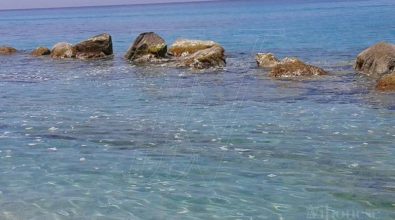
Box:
[1,0,395,219]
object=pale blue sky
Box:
[0,0,213,10]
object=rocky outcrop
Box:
[256,53,328,78]
[169,39,226,69]
[270,58,327,78]
[376,73,395,91]
[51,42,76,59]
[31,47,51,57]
[256,53,280,68]
[124,33,226,69]
[74,33,113,59]
[355,42,395,77]
[125,32,167,62]
[0,46,17,55]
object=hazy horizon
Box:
[0,0,216,10]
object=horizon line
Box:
[0,0,227,12]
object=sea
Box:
[0,0,394,219]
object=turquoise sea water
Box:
[1,0,395,219]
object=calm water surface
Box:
[0,0,395,219]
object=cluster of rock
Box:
[255,53,327,78]
[1,32,395,92]
[124,32,226,69]
[1,33,113,60]
[354,42,395,92]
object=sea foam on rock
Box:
[355,42,395,77]
[0,46,17,55]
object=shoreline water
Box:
[1,0,395,219]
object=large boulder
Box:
[355,42,395,77]
[176,44,226,69]
[169,39,226,69]
[256,53,280,68]
[74,33,113,59]
[0,46,17,55]
[51,42,76,59]
[270,58,328,78]
[376,72,395,91]
[125,32,167,61]
[31,47,51,57]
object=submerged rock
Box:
[256,53,280,68]
[31,47,51,57]
[125,32,167,61]
[355,42,395,77]
[376,73,395,91]
[0,46,17,55]
[74,33,113,59]
[169,39,226,69]
[51,42,76,59]
[270,58,328,78]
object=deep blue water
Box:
[0,0,395,219]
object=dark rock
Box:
[0,46,17,55]
[355,42,395,77]
[51,42,76,59]
[125,32,167,61]
[31,47,51,57]
[270,58,328,78]
[376,73,395,91]
[74,33,113,60]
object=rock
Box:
[355,42,395,77]
[176,45,226,69]
[31,47,51,57]
[270,58,327,78]
[74,33,113,59]
[51,42,76,59]
[376,72,395,91]
[256,53,280,68]
[0,46,17,55]
[125,32,167,61]
[169,40,218,57]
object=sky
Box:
[0,0,213,10]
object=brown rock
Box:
[125,32,167,61]
[270,58,327,78]
[74,33,113,60]
[31,47,51,57]
[169,40,218,57]
[0,46,17,55]
[256,53,280,68]
[376,73,395,91]
[177,45,226,69]
[355,42,395,77]
[51,42,76,59]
